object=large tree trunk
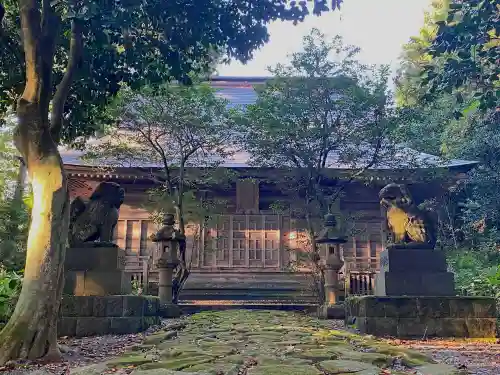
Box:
[0,100,69,364]
[0,0,81,364]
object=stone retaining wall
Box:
[58,295,161,337]
[345,295,497,338]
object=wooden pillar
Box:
[245,214,250,267]
[229,215,234,267]
[236,179,259,213]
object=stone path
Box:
[79,309,463,375]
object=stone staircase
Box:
[149,271,319,310]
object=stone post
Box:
[324,244,344,305]
[156,250,178,306]
[151,214,184,318]
[316,213,347,319]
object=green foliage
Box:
[420,0,499,113]
[0,0,343,142]
[86,80,239,301]
[395,0,451,107]
[448,250,500,299]
[395,0,499,302]
[85,81,236,228]
[234,29,396,301]
[0,267,22,325]
[0,121,29,271]
[235,28,395,220]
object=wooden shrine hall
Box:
[60,77,477,303]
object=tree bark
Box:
[172,161,190,303]
[0,0,78,364]
[0,100,69,364]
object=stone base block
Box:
[375,271,455,296]
[61,295,160,317]
[380,247,448,273]
[65,246,126,271]
[346,296,497,338]
[58,295,162,337]
[64,270,131,296]
[317,304,345,320]
[356,317,497,338]
[58,316,161,337]
[160,303,182,318]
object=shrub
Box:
[0,267,22,327]
[448,250,500,299]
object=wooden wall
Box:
[67,175,389,273]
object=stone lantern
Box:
[316,213,347,319]
[151,214,185,317]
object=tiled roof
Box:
[60,76,478,171]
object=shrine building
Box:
[60,77,477,303]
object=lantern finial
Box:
[316,213,347,244]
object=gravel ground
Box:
[385,338,500,375]
[0,319,182,375]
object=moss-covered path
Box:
[94,310,463,375]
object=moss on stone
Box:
[106,355,153,367]
[186,361,240,374]
[248,364,321,375]
[318,359,380,374]
[143,331,177,345]
[296,348,339,361]
[109,309,440,375]
[146,355,214,370]
[372,343,434,366]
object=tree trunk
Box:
[0,100,69,364]
[172,162,190,303]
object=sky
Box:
[218,0,432,78]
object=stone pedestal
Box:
[374,246,455,296]
[345,296,497,338]
[317,304,345,319]
[64,247,131,296]
[156,258,181,318]
[318,245,344,319]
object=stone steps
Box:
[178,301,318,315]
[150,270,319,304]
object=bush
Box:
[0,267,22,327]
[448,250,500,299]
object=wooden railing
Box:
[342,256,378,296]
[345,271,376,296]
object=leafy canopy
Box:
[85,80,235,220]
[0,0,344,145]
[420,0,499,113]
[235,28,396,217]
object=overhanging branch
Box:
[51,16,83,143]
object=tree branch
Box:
[51,17,83,143]
[38,0,59,122]
[18,0,42,104]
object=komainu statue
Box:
[379,183,437,249]
[69,182,125,247]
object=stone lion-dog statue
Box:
[379,183,437,249]
[69,181,125,247]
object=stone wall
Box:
[58,295,161,337]
[345,295,498,338]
